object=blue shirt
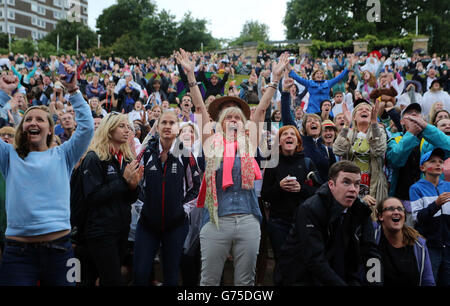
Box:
[202,154,262,227]
[0,92,94,237]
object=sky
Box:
[88,0,288,41]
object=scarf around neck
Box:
[197,133,262,228]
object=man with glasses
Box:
[410,148,450,286]
[274,161,382,285]
[0,126,15,259]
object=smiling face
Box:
[312,70,324,81]
[279,127,299,156]
[354,104,372,125]
[378,198,405,233]
[329,171,361,208]
[305,115,321,137]
[22,108,53,150]
[90,98,99,109]
[322,127,336,146]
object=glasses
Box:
[0,133,14,138]
[382,206,405,213]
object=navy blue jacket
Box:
[141,137,200,234]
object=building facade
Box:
[0,0,88,40]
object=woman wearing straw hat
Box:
[174,49,290,286]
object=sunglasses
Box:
[0,133,14,138]
[105,111,121,122]
[382,206,405,213]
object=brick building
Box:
[0,0,88,40]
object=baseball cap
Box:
[401,103,422,117]
[420,148,445,166]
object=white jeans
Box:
[199,214,261,286]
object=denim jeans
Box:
[132,218,188,286]
[0,235,76,286]
[266,217,292,261]
[428,246,450,286]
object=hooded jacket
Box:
[373,223,435,286]
[409,178,450,248]
[274,183,381,285]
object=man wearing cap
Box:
[0,126,15,259]
[410,148,450,286]
[422,79,450,117]
[386,103,450,225]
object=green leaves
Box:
[284,0,449,54]
[44,20,96,53]
[229,21,270,47]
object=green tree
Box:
[140,10,178,57]
[0,33,10,50]
[96,0,156,46]
[37,40,57,58]
[176,12,218,52]
[284,0,450,53]
[230,20,270,46]
[11,39,36,55]
[44,20,96,52]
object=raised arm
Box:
[59,65,95,169]
[253,52,289,125]
[175,49,210,143]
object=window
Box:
[0,10,2,17]
[31,3,38,12]
[38,6,46,15]
[32,15,37,25]
[32,31,37,39]
[9,25,15,34]
[7,0,14,6]
[53,11,61,19]
[8,10,14,20]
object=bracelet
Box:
[188,81,197,88]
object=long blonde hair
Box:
[15,105,55,159]
[88,112,134,162]
[89,97,103,117]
